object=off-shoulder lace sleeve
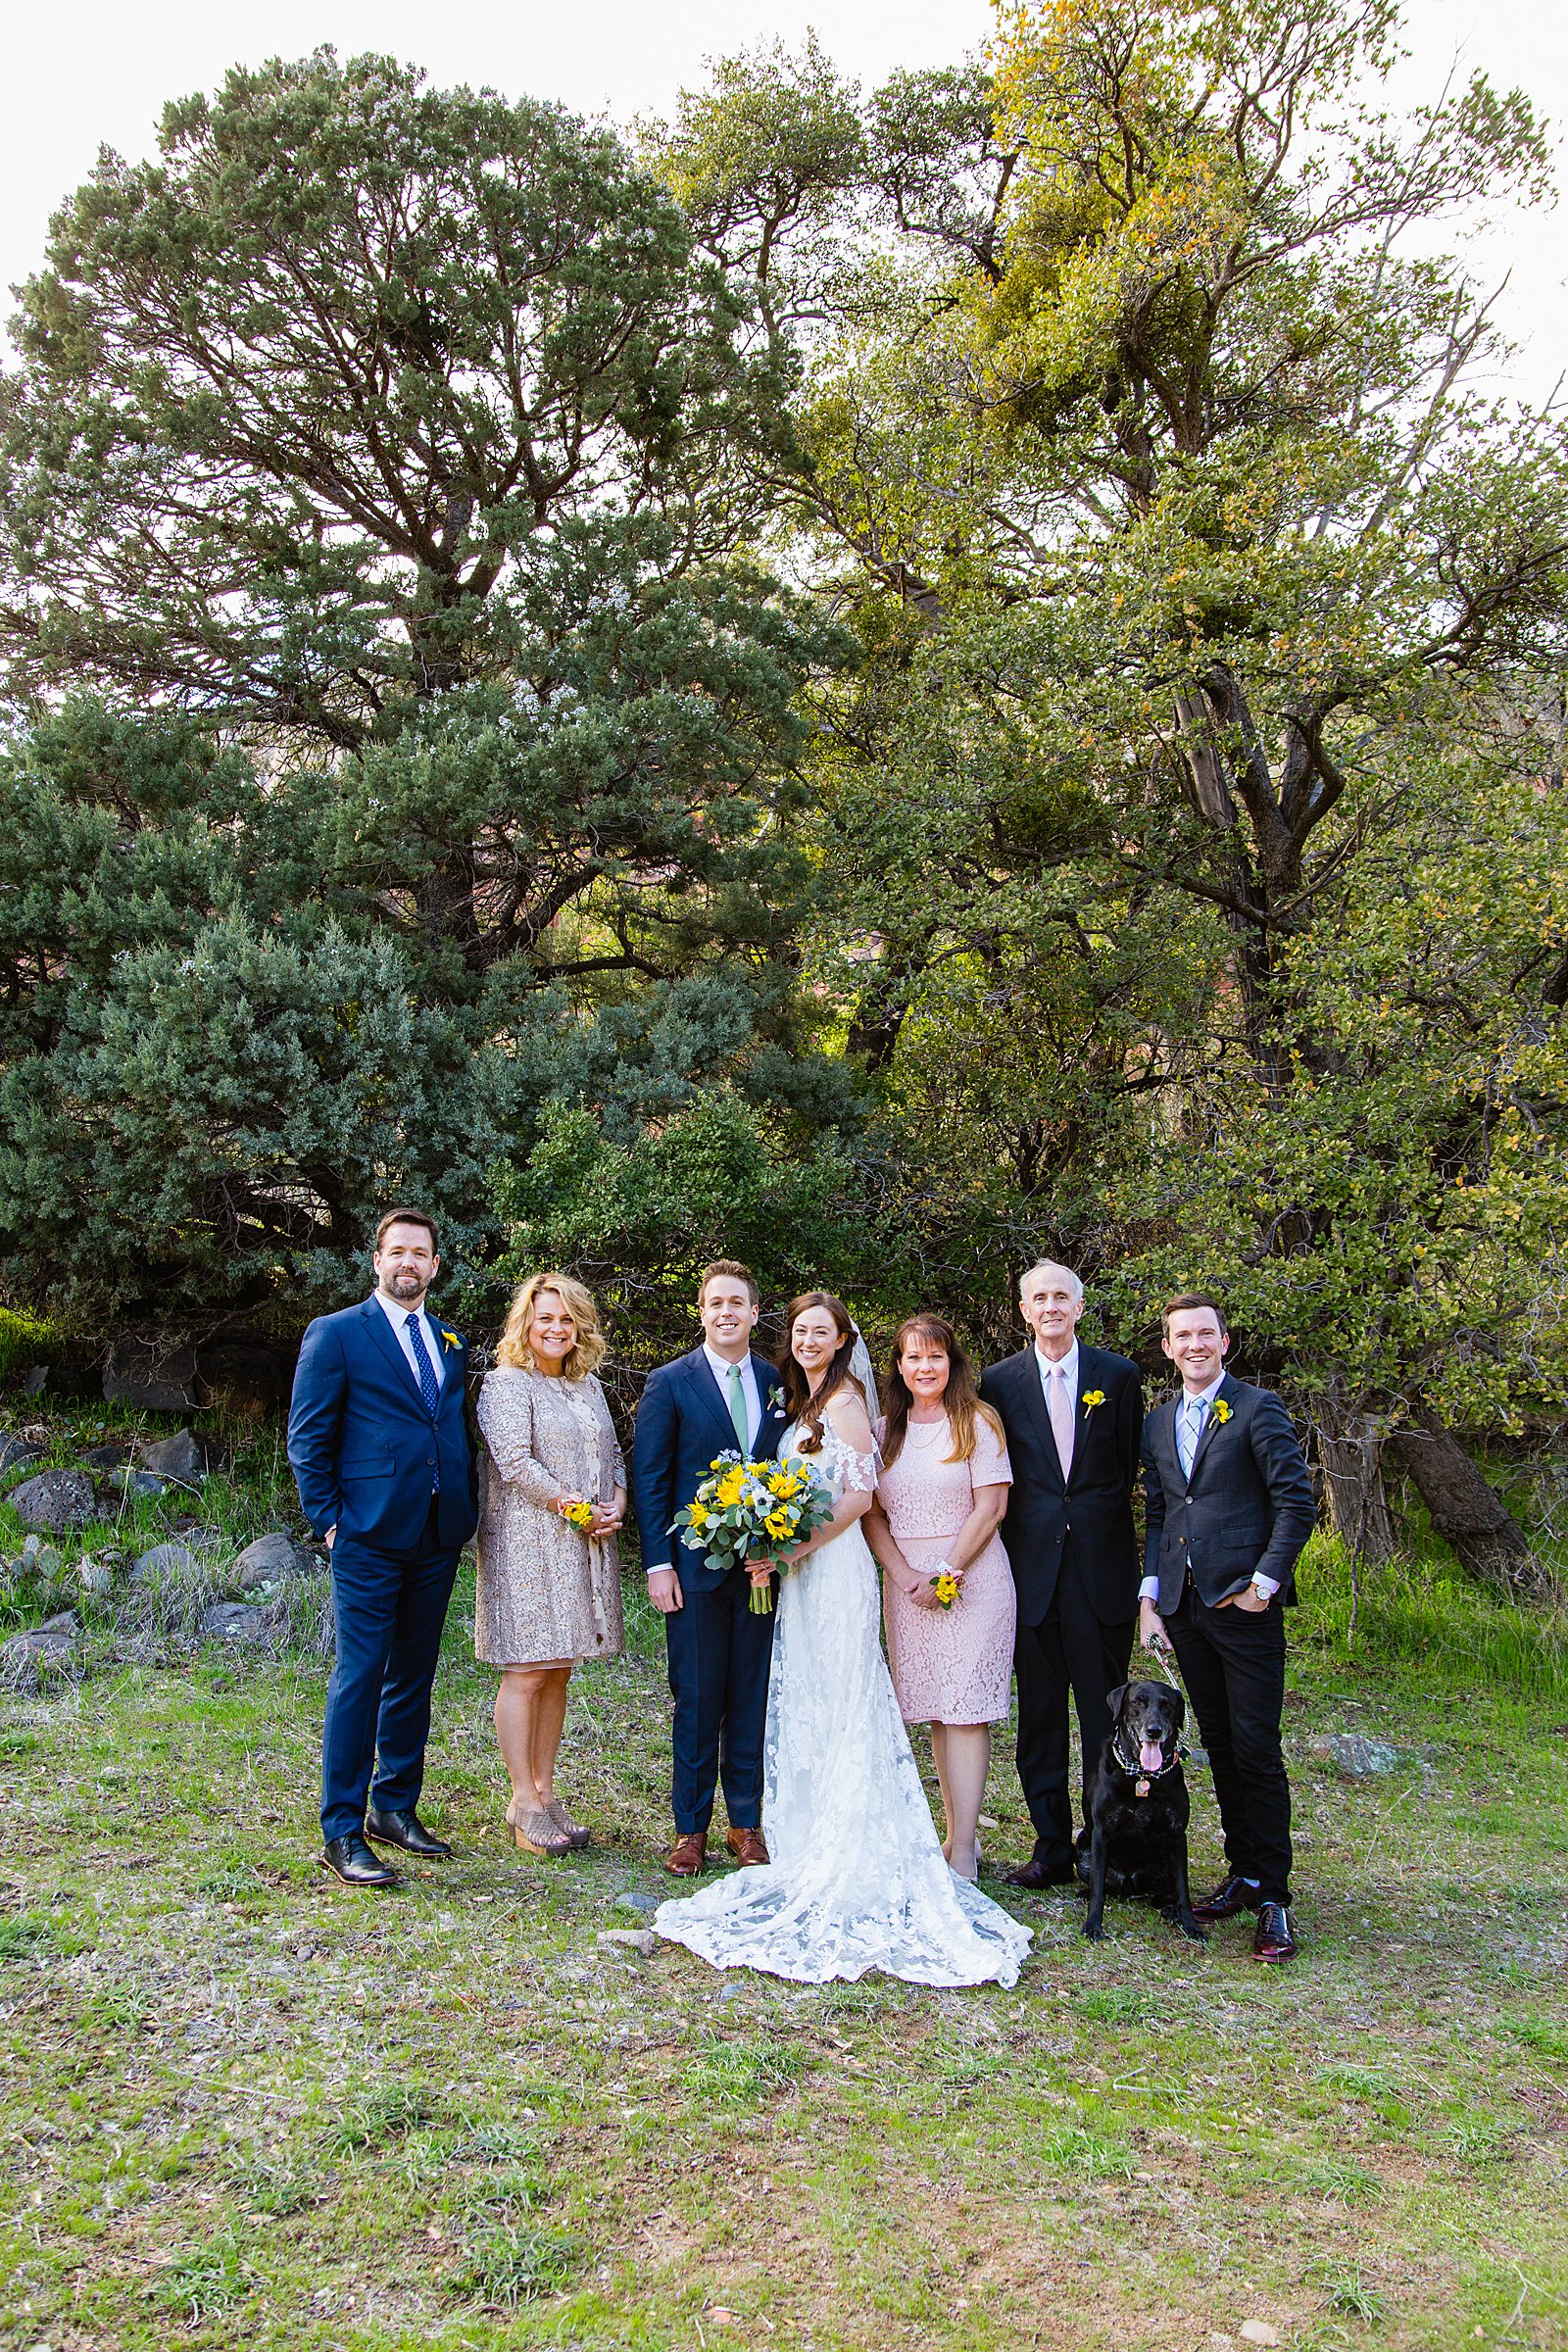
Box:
[824,1401,880,1494]
[476,1372,563,1508]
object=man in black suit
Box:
[1141,1293,1316,1962]
[979,1261,1144,1888]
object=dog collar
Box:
[1111,1732,1183,1797]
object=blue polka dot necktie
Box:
[406,1312,442,1492]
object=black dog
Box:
[1080,1681,1205,1942]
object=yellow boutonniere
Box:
[440,1328,461,1351]
[1082,1389,1105,1416]
[1211,1398,1232,1425]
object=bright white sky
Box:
[3,0,1565,403]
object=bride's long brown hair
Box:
[778,1291,866,1454]
[879,1314,1004,1468]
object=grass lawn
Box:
[1,1433,1566,2351]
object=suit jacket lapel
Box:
[1016,1350,1066,1491]
[360,1297,425,1404]
[1064,1346,1096,1492]
[687,1348,744,1454]
[1186,1375,1233,1487]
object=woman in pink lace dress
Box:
[865,1317,1013,1883]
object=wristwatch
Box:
[1250,1578,1272,1604]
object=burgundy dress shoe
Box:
[726,1827,770,1866]
[1252,1902,1298,1963]
[1192,1873,1261,1922]
[1004,1855,1080,1890]
[664,1831,709,1877]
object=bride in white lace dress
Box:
[656,1292,1032,1987]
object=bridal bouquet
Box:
[675,1451,836,1613]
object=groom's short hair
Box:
[699,1258,759,1304]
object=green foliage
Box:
[0,54,855,1325]
[489,1093,891,1362]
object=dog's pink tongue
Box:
[1139,1740,1164,1774]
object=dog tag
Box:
[1135,1777,1151,1798]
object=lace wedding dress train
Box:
[656,1425,1032,1987]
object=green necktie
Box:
[726,1361,751,1454]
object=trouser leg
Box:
[370,1523,461,1817]
[718,1567,776,1830]
[1055,1552,1134,1838]
[1012,1613,1073,1868]
[664,1583,724,1835]
[321,1539,402,1843]
[1205,1600,1292,1905]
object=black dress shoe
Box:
[1004,1856,1081,1890]
[320,1833,397,1887]
[1192,1872,1261,1923]
[365,1806,453,1859]
[1252,1902,1298,1963]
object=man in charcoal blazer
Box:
[1141,1292,1316,1962]
[287,1208,478,1888]
[631,1258,789,1878]
[979,1260,1144,1887]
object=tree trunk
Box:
[1314,1405,1397,1565]
[1384,1408,1547,1601]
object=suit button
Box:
[426,1455,435,1467]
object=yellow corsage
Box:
[1082,1389,1105,1416]
[932,1572,960,1608]
[1211,1398,1232,1425]
[560,1497,594,1531]
[440,1328,462,1351]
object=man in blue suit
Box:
[288,1208,478,1887]
[631,1259,787,1877]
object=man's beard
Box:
[383,1272,426,1298]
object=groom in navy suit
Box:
[288,1208,478,1887]
[632,1259,788,1878]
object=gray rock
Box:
[231,1532,315,1588]
[130,1542,206,1585]
[0,1436,45,1478]
[1,1614,79,1689]
[79,1442,132,1469]
[111,1467,168,1498]
[200,1602,273,1644]
[103,1340,198,1414]
[1312,1732,1400,1779]
[138,1429,209,1484]
[596,1928,658,1958]
[613,1890,661,1917]
[10,1470,100,1533]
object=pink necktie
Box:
[1049,1362,1074,1480]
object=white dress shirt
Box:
[645,1346,764,1581]
[705,1343,762,1451]
[1034,1339,1079,1480]
[371,1287,449,1394]
[1140,1373,1278,1603]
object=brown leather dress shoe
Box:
[1192,1872,1261,1922]
[664,1831,708,1877]
[1252,1902,1298,1963]
[726,1827,770,1866]
[1004,1855,1079,1890]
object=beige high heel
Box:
[507,1798,571,1858]
[544,1797,591,1851]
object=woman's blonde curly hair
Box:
[496,1270,607,1380]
